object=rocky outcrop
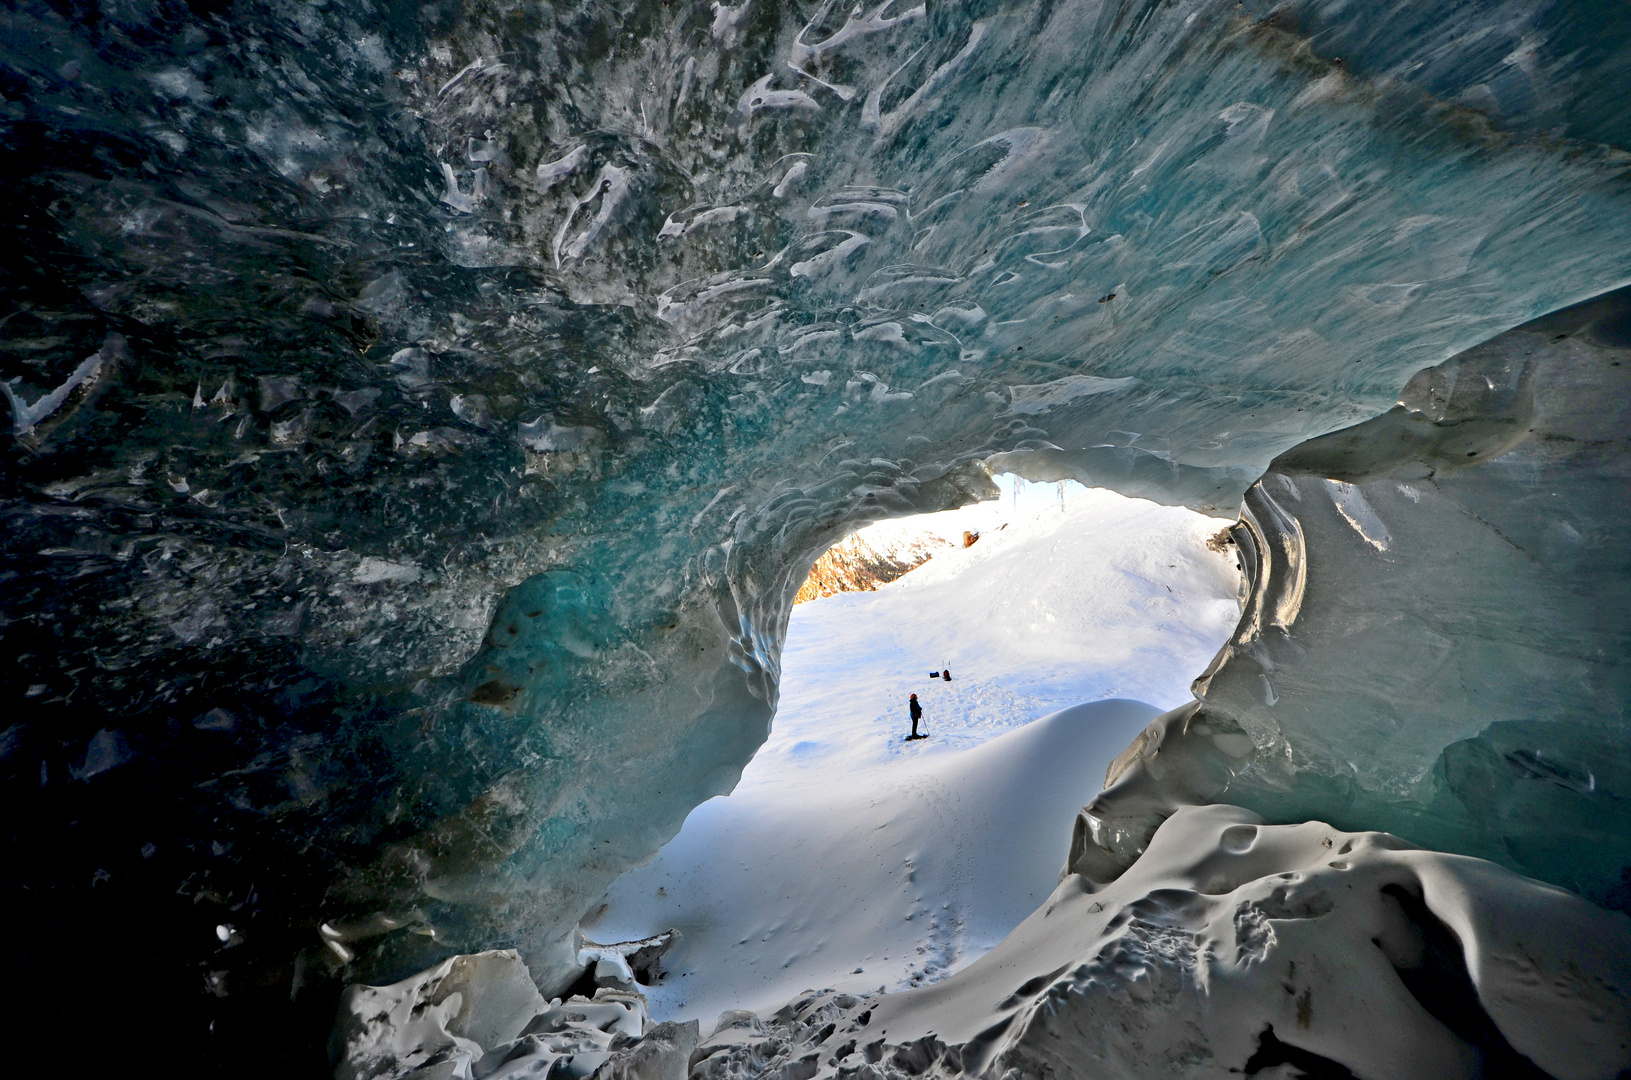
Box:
[795,531,950,604]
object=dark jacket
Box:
[909,698,922,720]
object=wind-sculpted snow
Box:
[2,0,1630,1070]
[690,805,1631,1080]
[331,948,701,1080]
[354,807,1631,1080]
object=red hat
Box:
[910,693,917,699]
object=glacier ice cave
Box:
[2,0,1630,1074]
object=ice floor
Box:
[582,482,1242,1024]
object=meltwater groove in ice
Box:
[1,0,1629,1069]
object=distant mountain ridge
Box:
[795,529,951,603]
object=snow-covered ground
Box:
[582,480,1243,1025]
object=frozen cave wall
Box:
[0,0,1629,1071]
[1201,286,1631,907]
[1065,286,1631,912]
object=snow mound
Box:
[691,804,1631,1080]
[350,803,1631,1080]
[583,700,1160,1025]
[574,487,1242,1022]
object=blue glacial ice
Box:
[0,0,1628,1071]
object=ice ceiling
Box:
[1,0,1628,1070]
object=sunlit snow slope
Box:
[582,484,1240,1023]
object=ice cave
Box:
[1,0,1629,1075]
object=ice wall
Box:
[1197,286,1631,908]
[1,0,1629,1070]
[1066,287,1631,910]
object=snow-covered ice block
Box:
[334,949,699,1080]
[334,950,546,1080]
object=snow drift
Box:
[686,803,1631,1080]
[338,800,1631,1080]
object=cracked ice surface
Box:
[0,0,1629,1068]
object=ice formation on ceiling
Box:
[0,0,1627,1070]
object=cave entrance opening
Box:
[578,474,1243,1025]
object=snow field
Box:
[582,482,1242,1025]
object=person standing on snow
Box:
[908,693,923,739]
